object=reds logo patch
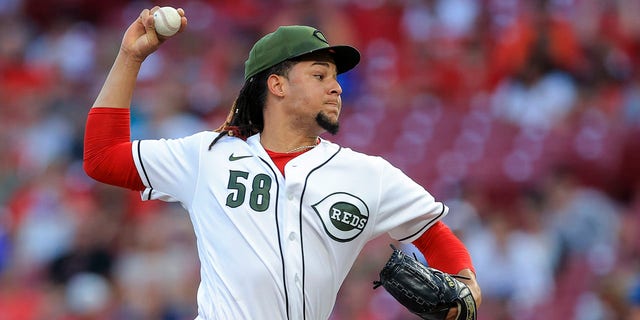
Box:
[312,192,369,242]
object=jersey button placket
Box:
[282,183,304,319]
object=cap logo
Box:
[313,30,329,44]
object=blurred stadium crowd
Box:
[1,0,640,319]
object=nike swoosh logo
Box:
[229,153,253,161]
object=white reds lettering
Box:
[331,207,367,229]
[341,211,353,224]
[331,208,341,220]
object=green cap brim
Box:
[309,45,361,76]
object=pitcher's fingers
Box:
[139,8,160,42]
[176,8,188,33]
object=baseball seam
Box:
[157,9,179,35]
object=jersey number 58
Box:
[226,170,272,212]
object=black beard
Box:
[316,112,339,135]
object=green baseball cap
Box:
[244,25,361,81]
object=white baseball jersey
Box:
[131,132,448,320]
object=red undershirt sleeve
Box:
[412,221,475,275]
[83,107,145,191]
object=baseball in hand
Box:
[153,7,181,37]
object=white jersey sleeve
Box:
[131,131,216,205]
[374,158,449,242]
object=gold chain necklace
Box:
[286,144,318,153]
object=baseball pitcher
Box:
[83,6,482,320]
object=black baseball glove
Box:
[373,245,477,320]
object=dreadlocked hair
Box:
[208,60,296,150]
